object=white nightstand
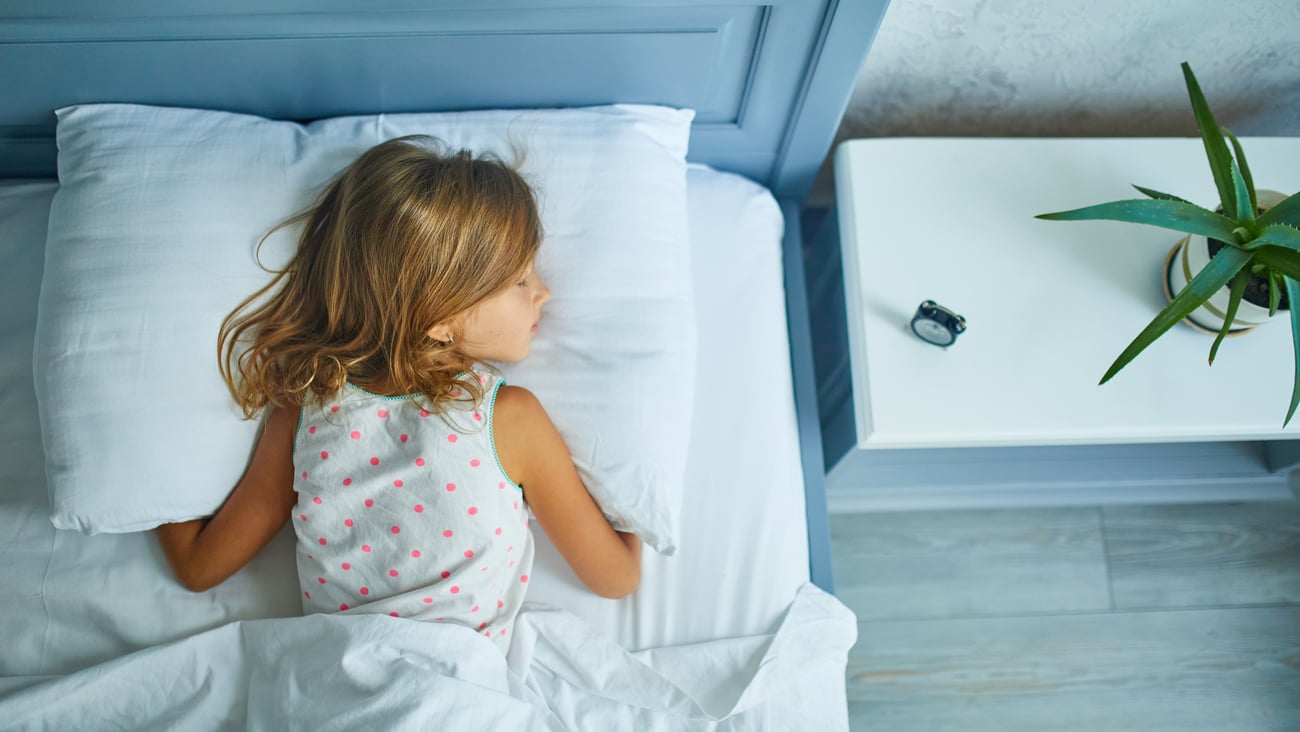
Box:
[824,137,1300,511]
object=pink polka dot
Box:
[313,496,322,505]
[447,434,458,443]
[319,537,327,546]
[341,562,351,570]
[415,458,426,467]
[443,529,453,538]
[481,566,488,572]
[520,574,529,583]
[501,629,507,636]
[301,471,308,479]
[420,410,430,418]
[423,597,433,604]
[320,451,329,460]
[350,430,361,440]
[389,612,399,617]
[494,527,502,536]
[507,546,513,552]
[440,570,451,579]
[414,504,424,513]
[394,479,404,488]
[344,518,354,527]
[454,389,464,398]
[362,544,372,553]
[445,483,457,492]
[304,591,311,599]
[470,459,481,468]
[340,603,349,611]
[464,549,474,558]
[343,478,353,486]
[450,585,460,594]
[360,587,369,596]
[370,457,380,466]
[308,425,316,434]
[317,577,326,584]
[391,525,401,534]
[499,482,506,490]
[513,501,519,510]
[498,600,504,609]
[411,550,421,558]
[330,405,340,413]
[389,569,398,577]
[400,434,409,443]
[299,513,307,521]
[468,506,479,516]
[479,622,488,630]
[473,413,482,421]
[471,605,479,613]
[364,499,374,508]
[377,409,389,418]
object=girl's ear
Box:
[426,323,454,343]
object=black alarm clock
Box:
[910,300,966,347]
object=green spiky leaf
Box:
[1182,62,1238,220]
[1258,190,1300,228]
[1210,268,1250,365]
[1101,245,1253,384]
[1037,198,1240,242]
[1253,247,1300,281]
[1132,185,1195,205]
[1270,273,1281,316]
[1241,224,1300,251]
[1224,129,1258,214]
[1285,276,1300,427]
[1231,158,1255,233]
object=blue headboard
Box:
[0,0,888,202]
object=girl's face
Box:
[451,261,551,363]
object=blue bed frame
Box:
[0,0,890,593]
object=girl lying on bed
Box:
[155,136,641,651]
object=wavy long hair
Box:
[219,135,542,417]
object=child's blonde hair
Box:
[219,135,542,417]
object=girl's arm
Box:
[493,385,641,599]
[154,405,300,592]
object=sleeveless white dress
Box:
[291,372,534,651]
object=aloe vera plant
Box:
[1037,62,1300,426]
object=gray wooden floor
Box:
[832,495,1300,731]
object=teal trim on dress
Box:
[486,377,524,492]
[292,404,305,459]
[344,382,421,400]
[344,369,475,401]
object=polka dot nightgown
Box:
[292,372,533,651]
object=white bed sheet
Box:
[0,164,812,678]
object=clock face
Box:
[912,317,955,346]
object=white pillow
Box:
[35,103,695,554]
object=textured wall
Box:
[812,0,1300,203]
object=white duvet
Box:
[0,585,854,731]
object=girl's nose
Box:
[537,278,552,305]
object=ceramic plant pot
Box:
[1164,188,1290,335]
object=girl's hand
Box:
[155,405,300,592]
[493,386,642,599]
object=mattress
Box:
[0,163,808,678]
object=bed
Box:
[0,1,890,728]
